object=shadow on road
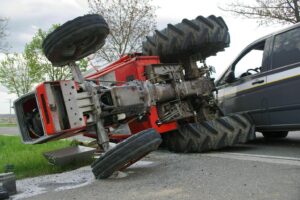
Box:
[221,132,300,157]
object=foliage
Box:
[88,0,157,62]
[0,123,17,127]
[24,25,88,82]
[0,53,38,97]
[0,135,91,179]
[221,0,300,26]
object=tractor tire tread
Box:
[142,15,230,63]
[91,129,162,179]
[162,114,255,153]
[42,14,109,66]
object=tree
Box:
[88,0,157,62]
[0,53,38,97]
[0,17,8,52]
[24,25,88,82]
[221,0,300,26]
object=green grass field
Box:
[0,135,91,179]
[0,123,17,127]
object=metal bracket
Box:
[70,62,84,84]
[68,62,109,151]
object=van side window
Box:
[233,41,265,79]
[272,28,300,69]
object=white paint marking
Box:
[204,152,300,166]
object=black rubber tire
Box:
[162,114,255,153]
[0,186,9,200]
[42,14,109,67]
[142,15,230,62]
[262,131,288,139]
[91,128,162,179]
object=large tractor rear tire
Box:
[91,129,162,179]
[42,14,109,67]
[142,15,230,62]
[162,114,255,153]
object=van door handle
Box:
[252,80,264,85]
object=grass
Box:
[0,135,92,179]
[0,123,17,127]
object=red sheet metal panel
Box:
[36,83,56,135]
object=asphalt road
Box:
[0,127,19,135]
[10,131,300,200]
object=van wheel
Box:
[262,131,288,139]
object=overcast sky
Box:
[0,0,287,114]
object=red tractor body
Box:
[13,14,257,179]
[15,54,177,144]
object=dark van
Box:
[216,23,300,138]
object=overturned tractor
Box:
[14,14,255,179]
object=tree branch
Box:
[220,0,300,25]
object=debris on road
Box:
[43,146,96,166]
[0,172,16,195]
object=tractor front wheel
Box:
[42,14,109,67]
[91,128,162,179]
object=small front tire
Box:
[42,14,109,66]
[91,129,162,179]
